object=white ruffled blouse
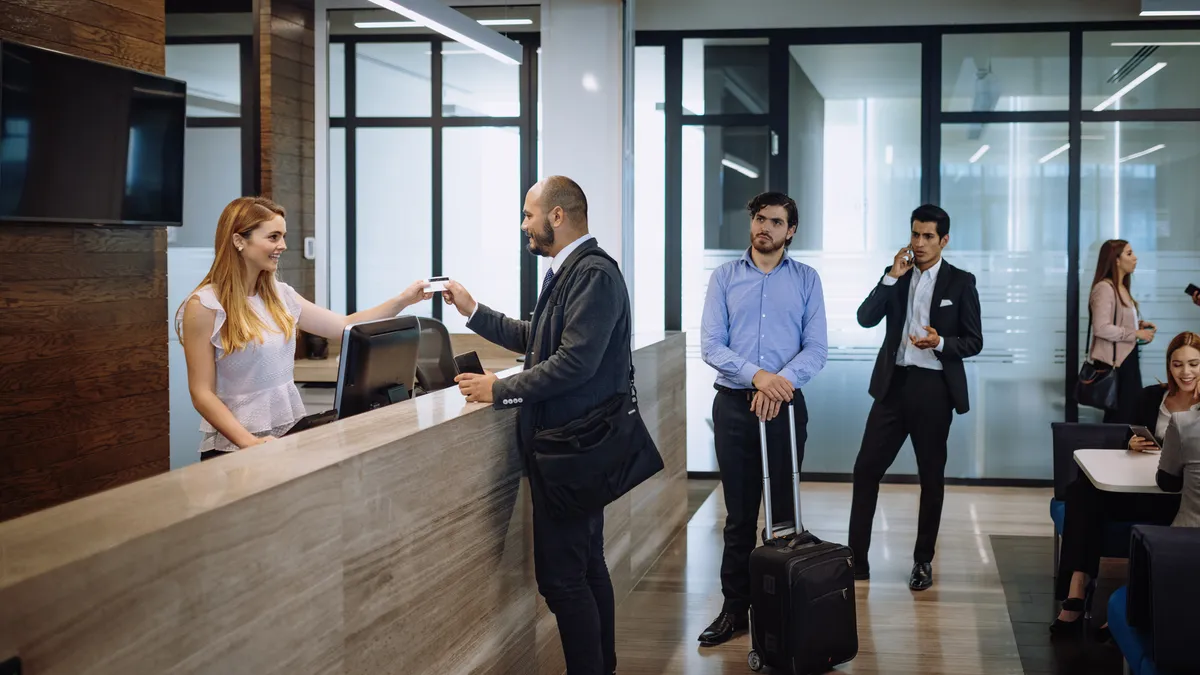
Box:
[178,282,307,453]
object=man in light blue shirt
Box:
[696,191,828,647]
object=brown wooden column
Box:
[0,0,170,521]
[256,0,316,301]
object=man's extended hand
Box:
[442,280,478,318]
[752,370,794,402]
[455,371,497,403]
[910,325,940,350]
[750,391,782,422]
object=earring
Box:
[236,245,244,252]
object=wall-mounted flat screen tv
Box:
[0,41,186,226]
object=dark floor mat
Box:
[990,534,1125,675]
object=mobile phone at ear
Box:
[1186,283,1200,297]
[454,350,485,375]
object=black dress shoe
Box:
[909,562,933,591]
[697,611,748,646]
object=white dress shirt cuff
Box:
[468,303,479,321]
[881,274,899,286]
[934,337,945,352]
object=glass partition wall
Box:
[329,31,540,321]
[639,22,1200,478]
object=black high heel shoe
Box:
[1050,581,1096,638]
[1049,597,1087,637]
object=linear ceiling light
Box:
[1112,41,1200,46]
[1093,62,1166,111]
[1039,143,1070,164]
[1119,144,1166,162]
[356,18,534,28]
[721,155,760,179]
[1140,0,1200,15]
[365,0,523,65]
[969,145,990,163]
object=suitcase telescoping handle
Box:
[758,402,802,541]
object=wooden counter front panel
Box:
[0,334,687,675]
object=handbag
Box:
[525,246,664,519]
[1075,285,1120,411]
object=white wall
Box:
[540,0,626,267]
[636,0,1146,31]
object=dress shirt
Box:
[883,257,945,370]
[701,249,828,390]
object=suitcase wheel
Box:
[747,650,763,672]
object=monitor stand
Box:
[386,384,410,405]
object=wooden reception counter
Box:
[0,333,687,675]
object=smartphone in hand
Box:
[1129,425,1161,451]
[454,350,486,375]
[1186,283,1200,297]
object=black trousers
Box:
[849,366,953,568]
[531,490,616,675]
[1103,347,1142,424]
[1055,475,1180,600]
[713,388,808,615]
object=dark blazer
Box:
[856,260,983,414]
[1133,384,1169,439]
[467,238,632,449]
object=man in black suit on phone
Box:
[848,204,983,591]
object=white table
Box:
[1073,449,1165,494]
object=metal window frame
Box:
[331,34,540,317]
[644,19,1200,420]
[167,35,257,197]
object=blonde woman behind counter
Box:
[176,196,432,460]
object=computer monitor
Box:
[334,316,422,420]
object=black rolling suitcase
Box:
[747,404,858,674]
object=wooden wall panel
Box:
[0,0,169,522]
[258,0,316,305]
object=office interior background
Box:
[164,1,1200,478]
[3,2,1200,674]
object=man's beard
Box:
[527,216,555,256]
[751,234,786,254]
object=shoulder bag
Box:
[528,248,664,519]
[1076,283,1121,412]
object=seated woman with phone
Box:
[1051,331,1200,639]
[177,196,432,461]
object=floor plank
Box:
[614,482,1054,674]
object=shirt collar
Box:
[551,233,595,274]
[740,247,792,270]
[914,256,944,281]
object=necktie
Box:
[540,267,556,297]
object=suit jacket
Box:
[466,238,632,449]
[1159,409,1200,528]
[1133,385,1169,439]
[856,260,983,414]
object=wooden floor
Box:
[614,482,1052,675]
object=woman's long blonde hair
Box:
[175,196,296,354]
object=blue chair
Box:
[1049,423,1136,575]
[1108,586,1157,675]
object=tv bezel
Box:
[0,39,189,228]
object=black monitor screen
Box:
[335,317,422,420]
[0,41,186,226]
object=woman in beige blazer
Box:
[1088,239,1156,423]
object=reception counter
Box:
[0,332,687,675]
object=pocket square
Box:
[940,299,953,307]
